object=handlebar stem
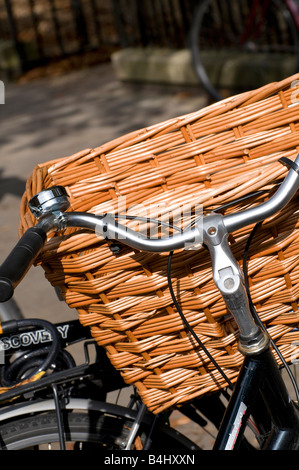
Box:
[202,213,269,354]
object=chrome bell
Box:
[28,186,70,219]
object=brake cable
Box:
[167,251,234,392]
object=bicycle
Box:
[190,0,299,101]
[0,297,205,450]
[0,153,299,449]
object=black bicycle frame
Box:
[214,347,299,450]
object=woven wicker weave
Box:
[19,75,299,413]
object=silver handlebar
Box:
[223,154,299,233]
[62,212,202,252]
[39,154,299,253]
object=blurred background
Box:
[0,0,197,81]
[0,0,208,323]
[0,1,298,448]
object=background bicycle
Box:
[190,0,299,100]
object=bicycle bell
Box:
[28,186,70,219]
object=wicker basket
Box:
[20,75,299,413]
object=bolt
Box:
[208,226,217,235]
[224,277,235,289]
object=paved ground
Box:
[0,62,213,448]
[0,61,208,322]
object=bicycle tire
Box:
[190,0,299,100]
[0,409,199,450]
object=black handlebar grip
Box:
[0,227,47,303]
[0,279,14,304]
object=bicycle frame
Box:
[0,318,297,450]
[214,347,299,450]
[202,201,299,449]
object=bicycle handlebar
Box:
[223,156,299,232]
[1,155,299,303]
[63,154,299,251]
[63,212,202,252]
[0,227,47,302]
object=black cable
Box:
[1,348,49,387]
[242,222,299,404]
[1,348,76,387]
[122,214,234,390]
[0,319,61,387]
[167,251,233,391]
[185,182,282,231]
